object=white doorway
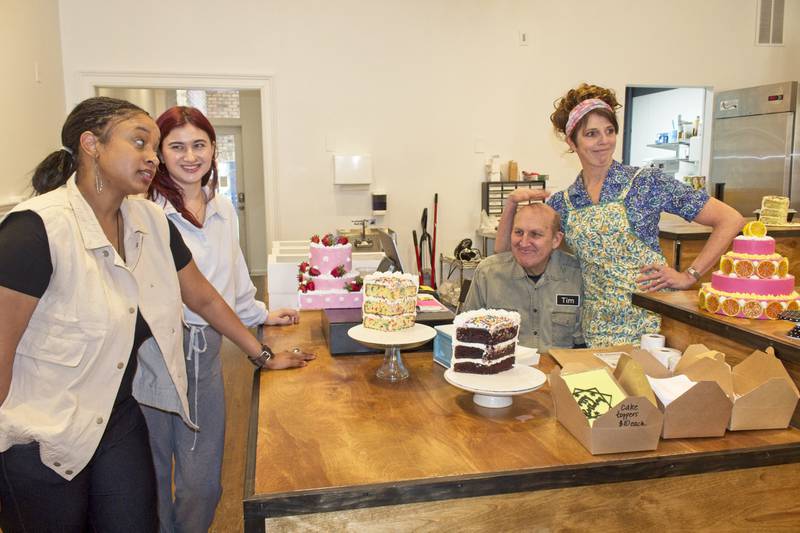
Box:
[622,86,714,185]
[78,72,276,275]
[215,126,248,258]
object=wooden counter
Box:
[244,311,800,531]
[659,219,800,283]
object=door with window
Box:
[214,126,248,258]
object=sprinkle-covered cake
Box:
[452,309,520,374]
[699,224,799,319]
[362,272,419,331]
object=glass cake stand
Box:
[444,365,547,408]
[348,323,436,382]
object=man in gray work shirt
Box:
[462,203,584,351]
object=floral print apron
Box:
[563,169,663,346]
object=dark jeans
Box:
[0,396,158,532]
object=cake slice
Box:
[452,309,520,374]
[362,272,419,331]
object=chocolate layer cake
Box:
[452,309,520,375]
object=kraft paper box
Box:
[627,347,733,439]
[549,345,634,371]
[550,366,663,455]
[728,349,800,431]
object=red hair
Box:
[148,106,218,228]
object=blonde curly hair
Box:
[550,83,622,143]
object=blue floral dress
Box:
[548,161,709,346]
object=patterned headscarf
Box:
[565,98,613,139]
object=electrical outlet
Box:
[518,31,529,46]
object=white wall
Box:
[37,0,800,272]
[0,0,65,208]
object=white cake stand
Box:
[444,365,547,408]
[348,323,436,382]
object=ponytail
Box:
[32,148,77,195]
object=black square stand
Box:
[321,308,455,355]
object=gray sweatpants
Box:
[141,326,225,533]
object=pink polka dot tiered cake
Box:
[298,233,364,309]
[699,233,799,319]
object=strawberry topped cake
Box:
[699,223,799,320]
[298,233,364,309]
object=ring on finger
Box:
[291,347,302,354]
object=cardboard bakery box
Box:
[550,365,663,455]
[629,347,733,439]
[728,349,800,431]
[548,345,634,371]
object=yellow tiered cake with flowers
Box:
[699,221,800,320]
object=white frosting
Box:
[362,312,415,319]
[309,241,352,249]
[735,236,774,242]
[363,271,419,285]
[452,354,515,367]
[453,338,516,353]
[453,308,521,327]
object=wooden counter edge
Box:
[242,441,800,528]
[243,368,261,504]
[659,230,712,241]
[632,292,800,364]
[658,224,800,241]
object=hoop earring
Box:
[94,157,104,194]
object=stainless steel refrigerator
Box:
[709,81,800,215]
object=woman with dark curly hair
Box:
[495,83,744,347]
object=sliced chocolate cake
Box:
[452,309,520,374]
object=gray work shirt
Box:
[461,249,584,352]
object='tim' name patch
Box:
[556,294,580,306]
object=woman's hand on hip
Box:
[265,308,300,326]
[637,264,696,292]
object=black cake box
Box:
[322,308,455,355]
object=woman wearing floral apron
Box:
[495,84,744,346]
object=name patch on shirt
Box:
[556,294,580,307]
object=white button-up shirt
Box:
[0,177,190,480]
[153,191,267,327]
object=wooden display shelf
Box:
[243,310,800,531]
